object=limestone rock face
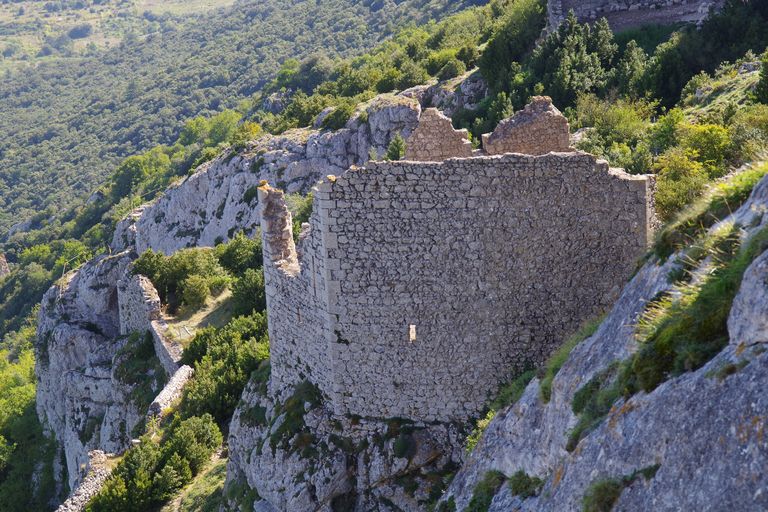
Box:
[482,96,571,155]
[223,380,465,512]
[401,71,488,118]
[112,95,420,255]
[36,253,143,492]
[728,249,768,345]
[441,172,768,512]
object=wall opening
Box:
[409,324,416,343]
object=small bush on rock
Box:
[582,478,624,512]
[508,470,543,498]
[466,470,505,512]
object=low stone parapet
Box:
[56,451,112,512]
[147,364,194,419]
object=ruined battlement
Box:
[549,0,724,31]
[259,100,654,422]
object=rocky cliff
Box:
[111,94,423,255]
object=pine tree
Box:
[386,134,406,161]
[756,50,768,104]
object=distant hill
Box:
[0,0,481,235]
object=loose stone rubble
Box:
[0,253,9,277]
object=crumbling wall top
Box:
[257,184,299,277]
[482,96,572,156]
[404,108,473,161]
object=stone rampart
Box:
[259,187,334,398]
[405,108,473,161]
[116,272,182,376]
[56,451,112,512]
[261,151,654,422]
[147,364,194,419]
[549,0,724,31]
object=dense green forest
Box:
[0,0,481,235]
[1,0,768,509]
[0,0,239,65]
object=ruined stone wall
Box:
[116,272,182,376]
[258,187,334,400]
[405,108,473,161]
[549,0,724,31]
[117,274,161,336]
[264,153,653,422]
[482,97,571,156]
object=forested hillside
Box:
[0,0,480,234]
[1,0,768,509]
[0,0,238,65]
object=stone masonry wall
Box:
[263,152,654,422]
[258,187,334,400]
[116,272,182,376]
[405,108,473,161]
[482,97,571,156]
[549,0,724,31]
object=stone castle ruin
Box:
[549,0,725,31]
[259,97,654,422]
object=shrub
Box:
[437,58,467,81]
[133,248,228,312]
[679,123,733,178]
[654,148,709,221]
[465,410,495,453]
[321,100,356,130]
[386,134,406,161]
[232,268,266,316]
[582,479,624,512]
[466,471,505,512]
[87,415,222,512]
[648,108,685,154]
[181,313,269,424]
[214,232,262,276]
[478,0,546,89]
[508,471,543,499]
[181,275,210,309]
[729,104,768,160]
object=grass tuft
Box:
[540,317,604,403]
[654,163,768,260]
[466,471,505,512]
